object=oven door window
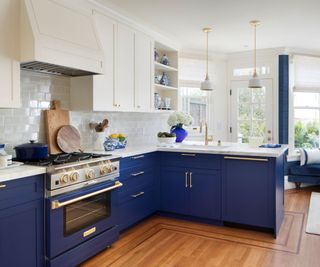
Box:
[64,191,111,236]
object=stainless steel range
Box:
[26,152,123,267]
[44,153,121,197]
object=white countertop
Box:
[91,141,288,158]
[0,165,46,183]
[0,142,288,183]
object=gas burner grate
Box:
[18,152,112,166]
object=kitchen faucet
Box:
[200,121,213,145]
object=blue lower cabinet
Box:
[117,153,159,231]
[188,169,221,220]
[117,188,156,231]
[160,167,221,220]
[160,167,187,214]
[0,175,44,267]
[222,156,275,229]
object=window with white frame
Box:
[292,55,320,149]
[233,66,271,77]
[179,58,210,128]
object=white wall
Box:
[0,71,169,156]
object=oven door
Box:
[46,179,122,259]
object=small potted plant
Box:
[157,132,176,144]
[167,111,193,143]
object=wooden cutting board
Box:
[57,125,82,153]
[44,100,70,154]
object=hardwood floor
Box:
[82,187,320,267]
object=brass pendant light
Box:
[200,27,214,91]
[248,20,262,88]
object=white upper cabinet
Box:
[70,11,155,112]
[135,31,153,111]
[0,0,20,108]
[92,12,116,111]
[115,24,135,111]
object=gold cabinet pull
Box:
[181,153,196,157]
[0,184,6,189]
[131,171,144,177]
[83,227,96,237]
[185,172,188,188]
[132,155,145,160]
[224,156,268,162]
[131,191,145,198]
[190,172,193,188]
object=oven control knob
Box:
[86,169,95,180]
[107,165,113,173]
[60,174,69,184]
[100,165,108,175]
[70,172,79,182]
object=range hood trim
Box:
[20,0,105,77]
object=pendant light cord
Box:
[253,23,257,76]
[206,30,209,79]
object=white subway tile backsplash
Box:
[0,70,169,156]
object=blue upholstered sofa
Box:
[286,159,320,189]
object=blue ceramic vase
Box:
[171,125,188,143]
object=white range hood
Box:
[20,0,104,76]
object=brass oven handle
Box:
[181,153,196,157]
[131,171,145,177]
[224,156,268,162]
[131,191,145,198]
[132,155,145,160]
[190,172,193,188]
[185,172,188,188]
[0,184,6,189]
[51,181,123,210]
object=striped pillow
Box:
[300,148,320,166]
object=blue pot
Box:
[14,141,48,161]
[171,126,188,143]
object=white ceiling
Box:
[99,0,320,54]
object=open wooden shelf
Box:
[154,84,178,91]
[154,62,178,72]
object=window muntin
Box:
[180,87,208,127]
[236,87,267,143]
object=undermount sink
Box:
[179,142,230,150]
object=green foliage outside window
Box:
[295,121,320,148]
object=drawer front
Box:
[118,188,156,231]
[0,175,44,210]
[120,152,157,171]
[119,167,154,195]
[118,173,155,203]
[161,152,221,170]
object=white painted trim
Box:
[226,47,286,143]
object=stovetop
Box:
[21,152,112,167]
